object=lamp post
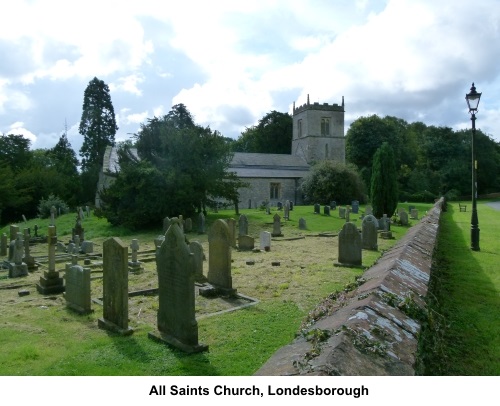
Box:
[465,82,482,251]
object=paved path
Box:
[485,201,500,210]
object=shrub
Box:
[37,194,70,219]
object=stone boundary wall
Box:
[255,198,444,376]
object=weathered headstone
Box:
[324,205,330,216]
[339,207,346,219]
[337,222,362,266]
[22,228,37,271]
[314,203,320,214]
[149,221,208,353]
[1,233,7,256]
[299,218,307,230]
[50,206,56,225]
[9,233,28,277]
[189,241,205,282]
[9,225,19,242]
[289,201,294,211]
[98,237,133,335]
[238,215,248,236]
[67,242,76,254]
[74,235,81,253]
[277,201,283,211]
[128,239,143,273]
[238,235,255,251]
[400,210,409,226]
[226,218,237,248]
[410,209,419,219]
[351,200,359,214]
[409,205,416,213]
[330,201,337,210]
[345,208,350,222]
[85,205,90,217]
[271,213,283,237]
[81,241,94,254]
[260,231,271,251]
[365,205,373,216]
[206,219,235,295]
[65,265,92,314]
[361,214,378,251]
[36,225,65,294]
[283,200,290,220]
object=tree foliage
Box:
[99,105,245,229]
[232,110,292,154]
[370,142,398,218]
[300,160,366,205]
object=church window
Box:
[325,144,329,159]
[321,118,330,136]
[298,119,302,138]
[270,183,281,199]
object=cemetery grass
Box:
[418,201,500,375]
[0,203,432,376]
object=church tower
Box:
[292,95,345,164]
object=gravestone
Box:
[226,218,237,248]
[206,219,235,296]
[81,241,94,254]
[277,201,283,211]
[339,207,346,219]
[351,200,359,214]
[74,235,81,253]
[1,233,7,256]
[361,214,378,251]
[65,265,92,314]
[260,231,271,251]
[36,225,65,294]
[238,235,255,251]
[50,206,56,225]
[271,213,283,237]
[197,213,205,234]
[330,201,337,210]
[283,201,290,220]
[378,215,391,231]
[324,205,330,216]
[67,242,76,254]
[162,217,171,234]
[33,225,39,238]
[128,239,143,273]
[299,218,307,230]
[185,218,192,233]
[238,214,248,236]
[149,222,207,353]
[98,237,133,335]
[409,205,416,212]
[56,241,66,252]
[289,201,294,211]
[72,214,84,242]
[337,222,362,266]
[189,241,205,282]
[345,208,350,222]
[9,233,28,277]
[9,225,19,242]
[314,203,320,214]
[410,209,418,219]
[400,210,409,226]
[365,205,373,216]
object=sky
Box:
[1,0,500,156]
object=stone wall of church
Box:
[293,135,345,164]
[236,178,304,208]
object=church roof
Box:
[229,152,310,178]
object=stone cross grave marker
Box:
[128,239,142,273]
[98,237,133,335]
[36,225,64,294]
[149,220,208,353]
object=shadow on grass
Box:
[417,205,500,375]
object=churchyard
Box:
[0,201,446,375]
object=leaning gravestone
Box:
[337,222,362,266]
[271,213,283,237]
[65,265,92,314]
[260,231,271,251]
[37,225,65,294]
[206,219,236,295]
[98,237,133,335]
[189,241,205,282]
[149,221,208,353]
[362,214,378,251]
[299,218,307,230]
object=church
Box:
[96,96,345,208]
[230,95,345,208]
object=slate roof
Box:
[229,152,310,178]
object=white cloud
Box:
[6,122,37,143]
[110,74,145,96]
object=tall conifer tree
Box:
[370,142,398,218]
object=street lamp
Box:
[465,82,482,251]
